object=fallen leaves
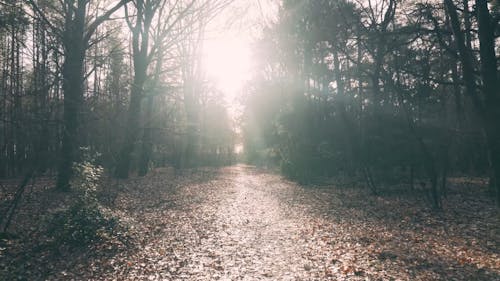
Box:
[1,165,499,280]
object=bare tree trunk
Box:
[181,86,199,169]
[138,95,154,176]
[476,0,500,205]
[138,51,164,176]
[115,71,146,178]
[26,0,130,188]
[56,2,86,191]
[115,0,152,178]
[445,0,500,205]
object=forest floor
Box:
[1,164,499,280]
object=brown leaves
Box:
[1,166,499,280]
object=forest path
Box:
[108,164,345,280]
[189,164,317,279]
[40,164,497,280]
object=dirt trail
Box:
[148,165,325,280]
[4,165,498,280]
[103,165,343,280]
[100,165,497,281]
[202,165,314,279]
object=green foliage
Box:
[46,199,117,247]
[71,148,103,203]
[47,148,117,247]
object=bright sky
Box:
[202,36,252,100]
[201,0,278,107]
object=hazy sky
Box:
[201,0,278,101]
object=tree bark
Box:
[26,0,130,189]
[476,0,500,204]
[115,0,156,178]
[138,95,154,176]
[445,0,500,204]
[115,71,146,178]
[56,2,86,191]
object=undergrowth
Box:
[46,148,118,248]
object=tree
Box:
[27,0,130,190]
[242,0,494,208]
[0,1,29,177]
[115,0,200,178]
[444,0,500,204]
[116,0,233,177]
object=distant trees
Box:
[115,0,186,178]
[0,1,30,177]
[25,0,130,190]
[115,0,234,177]
[5,0,496,208]
[243,0,499,207]
[0,0,236,185]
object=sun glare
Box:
[202,36,252,102]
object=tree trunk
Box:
[445,0,500,204]
[476,0,500,205]
[56,4,86,191]
[115,71,146,178]
[115,0,154,178]
[180,78,199,169]
[138,95,154,176]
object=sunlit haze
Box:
[202,36,253,104]
[200,0,277,108]
[4,0,498,279]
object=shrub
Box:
[47,148,117,247]
[46,200,117,247]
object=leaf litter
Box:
[0,165,498,280]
